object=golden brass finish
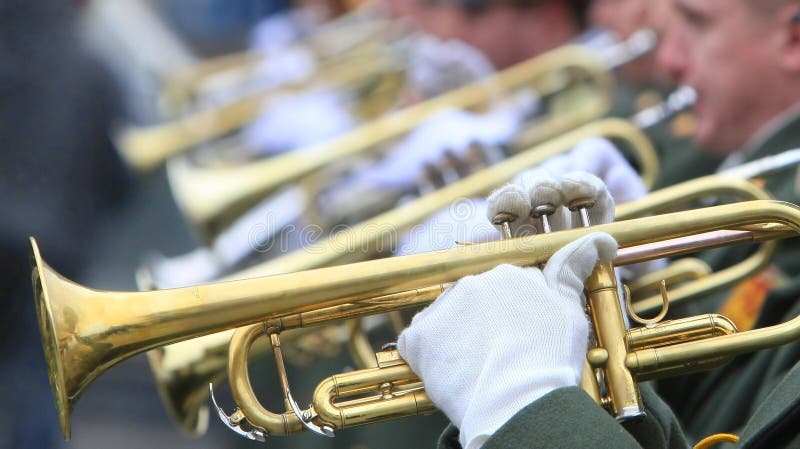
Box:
[626,314,737,352]
[168,44,615,237]
[624,282,669,326]
[32,200,800,439]
[152,163,779,436]
[161,16,398,112]
[148,284,446,435]
[144,119,652,433]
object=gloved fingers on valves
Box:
[518,168,571,232]
[560,171,615,227]
[542,232,619,306]
[486,184,532,237]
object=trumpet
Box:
[166,42,621,239]
[32,200,800,440]
[117,48,405,173]
[161,13,400,113]
[227,118,657,280]
[141,116,658,435]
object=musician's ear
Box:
[777,4,800,72]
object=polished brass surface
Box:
[147,325,332,437]
[627,314,737,351]
[147,119,654,425]
[32,200,800,439]
[167,44,615,238]
[118,154,790,436]
[586,261,644,419]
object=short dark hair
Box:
[429,0,589,25]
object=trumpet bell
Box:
[31,237,72,439]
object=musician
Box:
[642,0,800,439]
[398,170,800,448]
[397,1,800,446]
[587,0,723,189]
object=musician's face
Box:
[658,0,790,152]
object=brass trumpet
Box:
[143,116,658,435]
[147,132,800,439]
[161,14,400,113]
[227,118,656,280]
[118,49,405,173]
[32,200,800,440]
[166,43,617,239]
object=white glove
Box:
[396,199,499,255]
[488,170,615,237]
[398,233,619,449]
[242,89,356,155]
[198,14,317,107]
[504,141,661,279]
[405,35,496,98]
[344,107,527,191]
[248,12,305,51]
[535,137,648,204]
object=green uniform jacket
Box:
[659,278,800,443]
[437,358,800,448]
[660,107,800,438]
[699,107,800,280]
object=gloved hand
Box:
[396,199,499,256]
[494,144,661,279]
[487,170,615,237]
[241,89,356,155]
[533,137,648,204]
[340,104,533,191]
[405,35,495,98]
[398,233,618,449]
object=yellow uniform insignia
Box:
[718,266,786,331]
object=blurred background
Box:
[0,1,456,448]
[0,0,714,448]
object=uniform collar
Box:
[718,101,800,172]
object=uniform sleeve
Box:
[438,386,691,449]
